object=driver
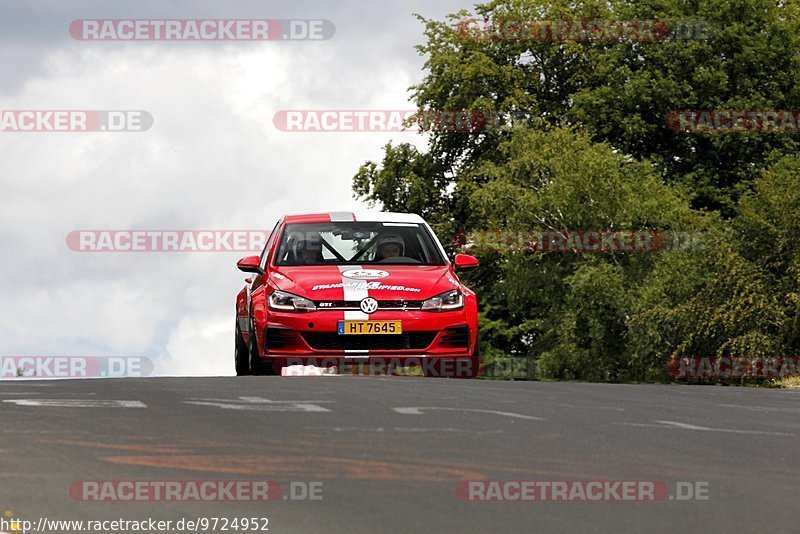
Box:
[376,234,404,260]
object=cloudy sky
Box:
[0,0,476,376]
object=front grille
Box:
[300,331,437,350]
[265,327,298,350]
[314,300,424,310]
[376,300,424,308]
[438,325,470,348]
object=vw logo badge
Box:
[360,297,379,314]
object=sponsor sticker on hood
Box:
[311,281,421,293]
[340,269,389,280]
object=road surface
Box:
[1,377,798,533]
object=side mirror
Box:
[237,255,264,275]
[244,278,253,284]
[454,253,479,272]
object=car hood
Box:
[267,265,460,301]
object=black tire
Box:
[248,318,277,376]
[235,324,251,376]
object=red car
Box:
[235,211,480,377]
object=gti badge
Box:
[360,297,379,314]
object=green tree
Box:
[396,0,800,216]
[632,156,800,380]
[353,0,800,380]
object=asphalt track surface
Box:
[1,377,798,533]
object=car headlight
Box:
[268,290,316,312]
[421,289,463,311]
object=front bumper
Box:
[254,309,475,360]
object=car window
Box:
[274,222,445,266]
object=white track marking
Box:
[185,396,331,412]
[2,399,145,408]
[614,420,793,436]
[654,420,794,436]
[393,407,544,420]
[306,426,505,435]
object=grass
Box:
[776,376,800,389]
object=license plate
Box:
[337,320,402,335]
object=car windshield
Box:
[274,222,446,266]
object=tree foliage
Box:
[353,0,800,381]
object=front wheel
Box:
[235,324,251,376]
[248,319,278,376]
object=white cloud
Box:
[160,313,233,376]
[0,0,471,375]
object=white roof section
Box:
[348,211,426,223]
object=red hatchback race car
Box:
[235,211,481,377]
